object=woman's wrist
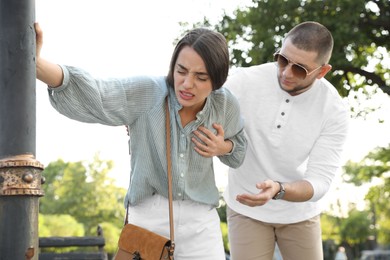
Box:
[224,139,233,154]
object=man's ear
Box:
[317,64,332,79]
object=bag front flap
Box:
[118,224,171,256]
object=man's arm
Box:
[235,179,314,207]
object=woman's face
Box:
[173,46,213,112]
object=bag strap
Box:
[124,97,175,256]
[165,97,175,256]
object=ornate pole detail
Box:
[0,154,44,196]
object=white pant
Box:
[128,194,225,260]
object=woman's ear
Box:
[316,64,332,79]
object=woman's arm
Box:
[35,23,64,87]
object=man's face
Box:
[276,38,326,96]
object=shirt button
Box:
[281,112,285,116]
[181,134,185,138]
[286,99,290,103]
[277,125,281,128]
[180,154,184,158]
[178,193,182,196]
[180,173,184,177]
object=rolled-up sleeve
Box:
[217,89,247,168]
[219,128,247,168]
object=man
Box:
[223,21,350,260]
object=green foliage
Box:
[321,213,342,244]
[344,144,390,184]
[340,209,372,244]
[39,214,85,253]
[376,213,390,244]
[39,214,85,236]
[220,222,230,253]
[39,154,127,255]
[343,144,390,244]
[95,222,122,254]
[216,198,229,252]
[365,185,390,244]
[217,197,227,223]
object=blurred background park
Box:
[35,0,389,259]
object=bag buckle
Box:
[133,251,141,260]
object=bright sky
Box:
[35,0,390,215]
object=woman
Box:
[35,23,247,259]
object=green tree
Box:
[220,222,230,253]
[193,0,389,117]
[39,213,84,237]
[344,144,390,245]
[96,222,122,255]
[344,144,390,184]
[39,214,85,253]
[340,209,372,244]
[321,213,342,244]
[40,154,127,254]
[366,187,390,244]
[40,154,126,233]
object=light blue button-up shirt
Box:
[48,65,247,207]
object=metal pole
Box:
[0,0,44,259]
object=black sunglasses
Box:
[273,52,323,80]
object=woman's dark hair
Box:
[166,28,229,91]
